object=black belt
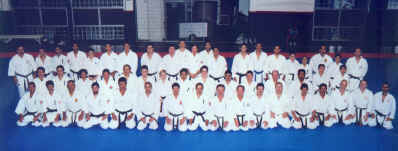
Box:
[316,112,325,126]
[160,96,166,113]
[15,72,33,91]
[253,112,264,128]
[348,74,360,80]
[335,108,348,123]
[215,115,225,129]
[116,109,133,128]
[236,114,245,126]
[148,72,158,82]
[209,75,224,83]
[253,70,264,83]
[288,73,295,81]
[169,112,183,130]
[24,111,37,117]
[375,110,388,127]
[91,112,105,118]
[70,69,80,79]
[295,111,310,128]
[68,109,82,125]
[236,73,246,84]
[354,105,367,125]
[166,73,178,81]
[192,111,206,123]
[46,108,57,113]
[142,112,158,124]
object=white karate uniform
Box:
[32,90,53,127]
[118,50,138,74]
[368,92,396,130]
[85,57,102,76]
[207,55,227,82]
[268,93,292,128]
[35,55,53,74]
[231,53,251,83]
[191,76,217,98]
[346,56,368,91]
[100,52,118,73]
[351,89,373,125]
[189,54,203,75]
[116,73,138,92]
[220,80,238,101]
[208,95,232,131]
[330,73,350,92]
[287,79,311,99]
[330,90,355,125]
[63,91,87,127]
[229,95,251,131]
[264,80,286,95]
[43,90,66,127]
[249,51,268,84]
[8,54,36,97]
[136,92,161,130]
[52,54,69,73]
[160,54,180,82]
[198,50,213,67]
[164,94,187,132]
[32,77,49,96]
[327,62,342,80]
[240,78,256,98]
[266,54,286,75]
[15,92,39,126]
[312,94,335,127]
[184,92,211,131]
[311,72,330,93]
[66,51,87,80]
[98,78,117,96]
[136,76,155,94]
[291,94,317,129]
[283,59,300,87]
[309,53,333,74]
[76,78,93,97]
[177,78,193,94]
[248,94,271,130]
[113,89,137,129]
[141,52,162,81]
[82,91,114,129]
[175,49,194,71]
[51,75,70,96]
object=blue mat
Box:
[1,58,398,151]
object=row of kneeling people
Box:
[15,74,395,131]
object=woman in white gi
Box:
[113,77,137,129]
[137,82,160,130]
[164,83,187,132]
[208,84,232,131]
[368,82,396,130]
[291,84,317,129]
[268,82,291,129]
[52,65,70,94]
[330,80,355,125]
[15,82,39,126]
[248,83,270,130]
[351,80,373,126]
[185,83,211,131]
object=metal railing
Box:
[72,25,125,40]
[312,26,360,41]
[71,0,124,8]
[15,25,68,40]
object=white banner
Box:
[124,0,134,11]
[250,0,315,12]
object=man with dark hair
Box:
[66,43,87,80]
[230,85,251,131]
[64,80,86,127]
[15,82,39,126]
[141,44,162,82]
[185,82,211,131]
[137,82,160,130]
[351,80,373,126]
[309,45,333,74]
[268,82,291,129]
[9,45,36,98]
[112,77,137,129]
[164,83,187,131]
[291,83,317,129]
[118,42,138,75]
[368,82,396,130]
[232,44,251,84]
[248,83,270,130]
[249,43,268,84]
[208,84,232,131]
[330,80,355,125]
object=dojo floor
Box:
[1,57,398,151]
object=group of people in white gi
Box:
[10,42,396,131]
